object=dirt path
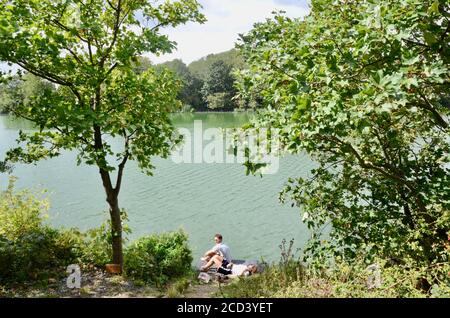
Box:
[1,270,226,298]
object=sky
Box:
[0,0,310,73]
[148,0,310,64]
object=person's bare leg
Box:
[212,255,223,268]
[201,258,216,271]
[201,254,226,272]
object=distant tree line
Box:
[0,49,256,115]
[156,49,257,112]
[0,73,55,115]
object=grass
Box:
[167,278,191,298]
[219,259,450,298]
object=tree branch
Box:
[49,18,89,43]
[417,90,449,129]
[324,135,411,188]
[88,38,94,65]
[65,47,84,65]
[106,0,118,11]
[115,129,130,195]
[99,0,122,67]
[15,59,84,105]
[16,60,70,86]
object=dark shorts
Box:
[217,259,232,275]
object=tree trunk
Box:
[107,193,123,268]
[99,166,124,271]
[94,123,128,272]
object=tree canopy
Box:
[236,0,450,266]
[157,58,205,111]
[188,48,244,80]
[201,60,237,110]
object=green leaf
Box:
[424,31,437,45]
[428,0,440,14]
[296,96,311,111]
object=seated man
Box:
[200,233,232,274]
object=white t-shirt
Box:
[212,243,232,262]
[231,264,248,276]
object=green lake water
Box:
[0,113,315,263]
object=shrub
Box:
[0,177,79,284]
[0,226,81,284]
[77,210,130,268]
[124,230,193,286]
[167,278,191,298]
[78,222,113,268]
[0,176,48,240]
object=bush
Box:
[76,209,130,268]
[124,230,193,286]
[0,176,48,240]
[0,177,79,284]
[78,222,113,268]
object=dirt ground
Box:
[0,270,226,298]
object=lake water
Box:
[0,113,315,263]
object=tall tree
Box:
[188,48,244,79]
[237,0,449,266]
[0,0,205,270]
[157,59,205,110]
[201,60,236,110]
[132,56,153,75]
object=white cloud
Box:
[147,0,310,64]
[274,0,306,6]
[0,0,310,73]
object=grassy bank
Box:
[219,255,450,298]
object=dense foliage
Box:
[0,73,54,114]
[0,177,78,283]
[157,58,206,111]
[201,60,237,110]
[124,230,193,286]
[236,0,450,270]
[0,178,195,288]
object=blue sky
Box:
[149,0,310,64]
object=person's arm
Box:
[203,250,217,258]
[202,246,219,260]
